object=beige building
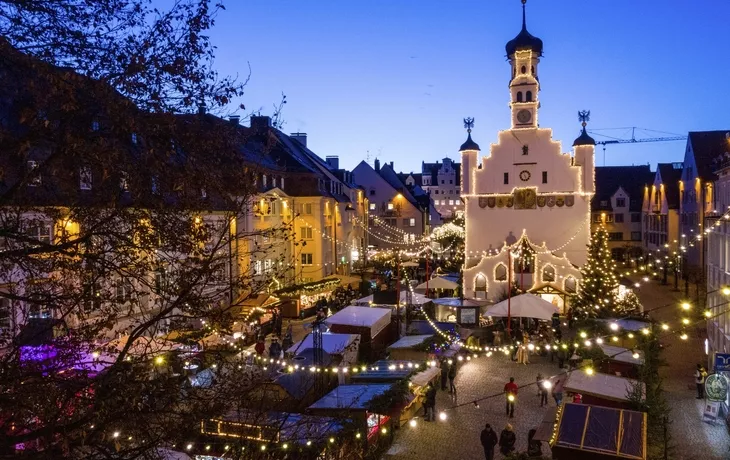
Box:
[641,163,682,252]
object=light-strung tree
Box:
[0,1,331,459]
[573,226,619,318]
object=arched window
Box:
[475,274,487,300]
[495,264,507,281]
[564,276,577,294]
[526,91,533,102]
[521,65,527,74]
[542,265,556,282]
[516,92,523,103]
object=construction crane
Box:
[588,127,687,166]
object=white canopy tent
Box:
[484,294,559,320]
[414,277,458,292]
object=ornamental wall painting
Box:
[513,189,525,209]
[565,195,575,207]
[524,189,536,209]
[496,196,506,208]
[514,188,537,210]
[556,196,565,207]
[479,197,489,208]
[546,196,556,207]
[537,196,546,207]
[506,197,514,208]
[487,197,496,208]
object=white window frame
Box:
[26,222,52,244]
[301,253,313,266]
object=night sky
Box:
[207,0,730,172]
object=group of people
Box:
[253,307,294,358]
[480,423,542,460]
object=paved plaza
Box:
[632,276,730,460]
[386,352,560,460]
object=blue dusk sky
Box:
[206,0,730,173]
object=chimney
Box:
[250,115,271,129]
[291,132,307,147]
[228,115,240,125]
[197,103,206,115]
[326,156,339,170]
[389,161,394,169]
[374,158,380,172]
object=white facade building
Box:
[461,3,594,311]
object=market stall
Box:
[325,306,394,361]
[307,383,394,444]
[432,297,488,326]
[562,369,643,410]
[287,333,360,367]
[387,335,434,361]
[550,403,646,460]
[275,278,341,319]
[598,344,644,378]
[400,365,442,427]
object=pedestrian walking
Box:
[538,374,549,407]
[504,377,518,418]
[448,360,457,393]
[440,359,449,391]
[527,428,543,457]
[499,424,516,456]
[480,423,498,460]
[424,381,437,421]
[282,322,293,351]
[695,363,708,399]
[552,376,564,406]
[567,308,574,329]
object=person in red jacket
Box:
[504,377,518,418]
[254,337,266,357]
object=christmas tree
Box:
[574,226,619,318]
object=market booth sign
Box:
[705,373,729,402]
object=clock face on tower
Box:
[517,109,532,124]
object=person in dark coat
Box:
[499,424,516,456]
[480,423,498,460]
[424,382,437,421]
[527,428,542,457]
[448,361,457,393]
[268,338,281,359]
[440,359,449,391]
[557,345,567,369]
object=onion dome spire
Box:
[573,110,596,146]
[505,0,544,57]
[460,117,480,151]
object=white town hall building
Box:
[461,1,596,312]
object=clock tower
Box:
[460,0,595,309]
[507,0,543,129]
